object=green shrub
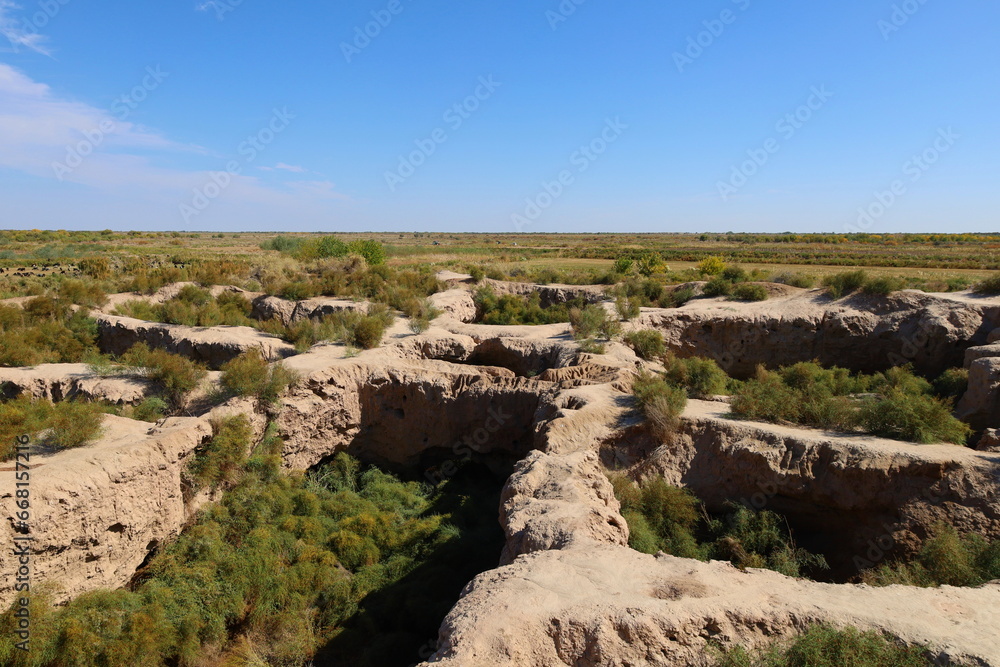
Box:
[632,372,688,436]
[934,367,968,400]
[609,474,827,578]
[58,279,106,308]
[45,400,105,449]
[714,625,930,667]
[187,415,252,491]
[771,272,817,289]
[121,344,207,406]
[823,270,869,298]
[729,283,769,302]
[317,236,349,258]
[662,285,696,308]
[974,274,1000,295]
[132,396,169,422]
[858,391,971,445]
[219,350,295,405]
[613,257,634,275]
[614,292,641,321]
[623,330,665,360]
[703,276,734,297]
[0,301,100,367]
[569,304,621,341]
[663,354,729,398]
[732,362,972,444]
[862,275,906,296]
[863,523,1000,588]
[347,240,387,266]
[473,287,583,326]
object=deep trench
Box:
[308,373,550,667]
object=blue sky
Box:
[0,0,997,233]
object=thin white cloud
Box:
[0,63,349,222]
[259,162,308,173]
[0,1,51,56]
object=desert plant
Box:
[698,256,727,276]
[663,354,729,398]
[45,400,105,449]
[771,272,817,289]
[132,396,170,422]
[729,283,769,302]
[862,275,906,296]
[933,367,968,400]
[623,330,665,360]
[714,625,930,667]
[863,523,1000,588]
[858,390,971,445]
[632,372,688,436]
[569,304,620,341]
[974,274,1000,295]
[823,270,868,298]
[121,344,207,406]
[702,276,734,297]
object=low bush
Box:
[702,276,734,297]
[862,523,1000,588]
[610,474,828,578]
[933,367,968,400]
[823,270,869,298]
[0,299,100,366]
[121,344,207,406]
[187,415,252,491]
[663,354,729,398]
[662,285,696,308]
[771,272,817,289]
[131,396,169,422]
[623,330,665,360]
[731,363,972,444]
[569,304,621,341]
[714,625,930,667]
[729,283,769,302]
[220,350,297,405]
[862,275,907,296]
[0,398,104,459]
[632,372,688,437]
[974,274,1000,295]
[474,287,585,326]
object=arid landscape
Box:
[1,231,999,666]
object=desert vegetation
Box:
[0,397,105,460]
[731,363,972,445]
[609,474,829,579]
[714,625,931,667]
[0,429,504,667]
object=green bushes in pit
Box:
[731,362,972,445]
[609,474,828,579]
[933,367,968,400]
[714,625,931,667]
[569,304,621,342]
[0,397,106,460]
[220,350,297,405]
[862,523,1000,588]
[0,298,101,367]
[0,426,504,667]
[263,306,395,352]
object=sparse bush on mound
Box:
[623,330,665,360]
[714,625,931,667]
[729,283,769,302]
[823,270,869,298]
[0,299,101,367]
[973,274,1000,295]
[187,414,253,491]
[569,304,620,341]
[862,275,907,296]
[771,272,817,289]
